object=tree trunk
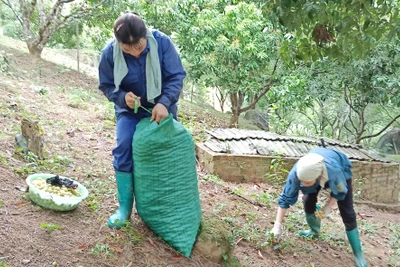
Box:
[76,23,80,72]
[215,87,226,113]
[9,0,103,59]
[229,92,244,128]
[229,112,240,128]
[27,41,43,58]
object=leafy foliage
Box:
[278,38,400,144]
[165,1,282,126]
[1,0,116,56]
[269,0,400,61]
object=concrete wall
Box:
[196,143,400,204]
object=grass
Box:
[40,222,63,232]
[95,100,116,122]
[388,223,400,265]
[83,176,115,197]
[201,174,227,186]
[90,243,114,257]
[13,152,73,176]
[120,221,144,244]
[249,191,278,208]
[67,87,98,109]
[385,154,400,162]
[222,257,245,267]
[358,220,378,236]
[85,195,100,212]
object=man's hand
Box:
[151,103,169,123]
[270,222,283,238]
[125,92,141,109]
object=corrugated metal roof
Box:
[203,128,392,163]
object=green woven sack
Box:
[133,114,201,257]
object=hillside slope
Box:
[0,40,399,267]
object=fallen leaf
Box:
[148,239,155,246]
[257,250,264,259]
[173,254,185,260]
[236,237,244,245]
[77,245,88,250]
[111,246,123,253]
[15,201,29,207]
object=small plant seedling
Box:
[40,223,63,232]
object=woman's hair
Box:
[114,11,147,46]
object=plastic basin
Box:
[26,173,89,211]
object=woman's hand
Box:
[271,222,283,238]
[269,207,287,239]
[125,92,141,109]
[151,103,169,123]
[316,197,337,219]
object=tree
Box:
[294,39,400,144]
[269,0,400,61]
[174,2,282,127]
[1,0,108,57]
[131,0,286,126]
[264,70,312,135]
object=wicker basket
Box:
[26,173,89,211]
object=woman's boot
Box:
[108,171,134,229]
[346,228,368,267]
[299,213,321,238]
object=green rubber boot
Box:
[346,228,368,267]
[299,213,321,238]
[108,171,134,229]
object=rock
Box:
[193,214,234,263]
[22,259,31,264]
[243,110,269,131]
[376,127,400,154]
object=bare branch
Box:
[33,0,106,49]
[379,102,398,120]
[343,87,358,132]
[316,98,337,129]
[1,0,23,25]
[358,114,400,142]
[238,59,279,113]
[299,110,319,134]
[239,80,274,113]
[343,123,353,135]
[271,57,279,76]
[344,86,363,116]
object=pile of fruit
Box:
[32,178,80,198]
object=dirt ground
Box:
[0,41,399,267]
